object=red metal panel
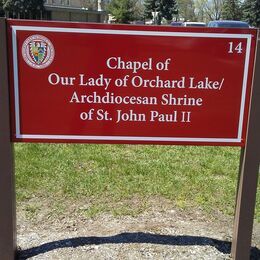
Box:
[7,20,258,145]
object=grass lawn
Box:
[15,143,260,221]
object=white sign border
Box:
[11,25,253,144]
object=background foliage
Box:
[1,0,45,18]
[0,0,259,27]
[109,0,259,26]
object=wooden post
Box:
[231,36,260,259]
[0,18,17,260]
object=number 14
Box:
[228,42,243,54]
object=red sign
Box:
[7,20,258,146]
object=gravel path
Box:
[16,205,260,259]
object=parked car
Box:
[132,20,145,25]
[182,22,206,27]
[208,20,250,28]
[170,21,183,27]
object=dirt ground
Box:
[16,198,260,260]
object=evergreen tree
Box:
[108,0,137,23]
[0,0,4,17]
[159,0,178,22]
[3,0,45,18]
[242,0,260,27]
[144,0,178,24]
[222,0,242,20]
[144,0,155,20]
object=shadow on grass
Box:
[17,232,260,259]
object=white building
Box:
[44,0,107,22]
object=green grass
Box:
[15,143,260,220]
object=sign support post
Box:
[231,38,260,260]
[0,19,258,259]
[0,18,16,260]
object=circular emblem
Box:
[22,35,55,69]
